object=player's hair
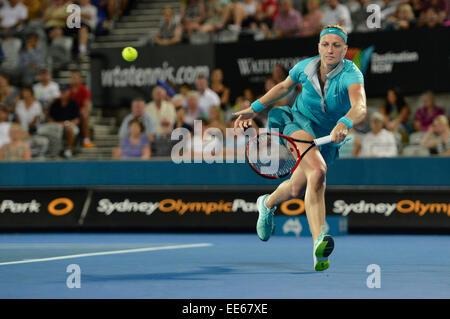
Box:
[321,24,348,36]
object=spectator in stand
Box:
[15,85,42,133]
[218,0,257,32]
[184,90,206,126]
[47,84,80,159]
[420,115,450,156]
[195,74,220,117]
[171,94,186,110]
[413,91,445,132]
[355,112,398,158]
[199,0,231,33]
[17,33,42,85]
[119,97,157,143]
[410,0,423,19]
[207,105,226,134]
[0,123,31,160]
[33,68,61,114]
[271,64,298,106]
[273,0,302,38]
[154,5,183,46]
[95,0,128,30]
[421,0,448,25]
[299,0,323,37]
[264,76,287,108]
[321,0,353,33]
[179,83,192,98]
[23,0,40,22]
[43,0,69,41]
[114,117,151,159]
[0,74,19,116]
[378,87,410,137]
[418,6,444,28]
[385,3,416,30]
[180,0,206,37]
[0,105,11,148]
[210,68,230,111]
[78,0,98,56]
[145,85,176,136]
[249,0,278,37]
[151,117,178,157]
[68,70,95,148]
[272,64,288,84]
[0,0,28,35]
[174,104,193,132]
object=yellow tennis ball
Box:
[122,47,138,62]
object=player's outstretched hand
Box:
[233,102,256,131]
[330,122,348,143]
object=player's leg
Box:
[289,131,334,271]
[264,165,307,209]
[290,130,327,244]
[256,132,308,242]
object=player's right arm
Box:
[233,76,298,130]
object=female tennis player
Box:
[234,25,367,271]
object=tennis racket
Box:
[246,132,332,179]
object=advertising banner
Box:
[215,28,450,100]
[90,44,215,107]
[0,190,87,229]
[326,189,450,232]
[1,188,448,233]
[82,188,450,233]
[82,189,262,231]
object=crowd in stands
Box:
[0,0,128,72]
[0,0,129,160]
[110,65,449,161]
[0,68,97,160]
[154,0,450,44]
[0,1,449,161]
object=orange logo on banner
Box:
[48,198,74,216]
[280,198,305,216]
[396,200,450,216]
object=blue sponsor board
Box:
[274,216,348,237]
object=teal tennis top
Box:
[289,56,364,130]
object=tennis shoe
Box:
[313,225,335,271]
[256,194,276,241]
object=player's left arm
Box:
[330,83,367,143]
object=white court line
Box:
[0,243,213,266]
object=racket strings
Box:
[247,134,298,177]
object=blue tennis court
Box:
[0,233,448,299]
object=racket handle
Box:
[314,135,332,146]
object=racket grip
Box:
[314,135,332,146]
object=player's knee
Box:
[308,165,327,191]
